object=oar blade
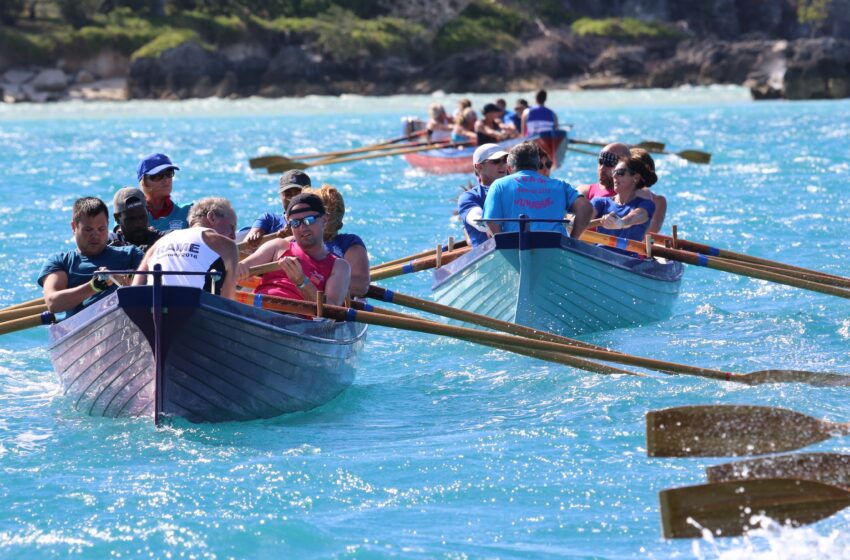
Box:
[676,149,711,164]
[646,405,831,457]
[660,478,850,539]
[707,453,850,488]
[636,140,666,151]
[249,155,287,169]
[745,369,850,387]
[267,160,310,173]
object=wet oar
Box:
[0,303,49,322]
[0,311,56,335]
[569,138,666,151]
[371,239,469,272]
[659,478,850,539]
[267,141,472,173]
[1,296,44,313]
[646,405,850,457]
[707,453,850,488]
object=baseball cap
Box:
[286,193,325,217]
[113,187,146,214]
[137,153,180,181]
[278,169,312,194]
[472,143,509,165]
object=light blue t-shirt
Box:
[482,170,581,234]
[148,201,192,233]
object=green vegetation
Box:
[797,0,832,36]
[434,0,527,57]
[571,17,688,40]
[132,29,205,59]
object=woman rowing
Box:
[451,107,477,144]
[427,103,453,142]
[237,193,350,306]
[589,152,657,243]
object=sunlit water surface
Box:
[0,86,848,558]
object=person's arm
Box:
[323,258,352,306]
[42,271,99,313]
[568,196,592,239]
[464,207,490,234]
[482,185,502,235]
[202,230,239,299]
[238,238,286,279]
[520,109,528,136]
[647,194,666,233]
[244,227,266,248]
[342,244,370,298]
[577,184,591,197]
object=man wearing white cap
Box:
[457,143,509,246]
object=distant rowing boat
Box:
[48,285,367,423]
[432,230,684,337]
[400,118,568,174]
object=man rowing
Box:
[243,169,311,248]
[238,193,351,306]
[39,197,145,316]
[579,142,630,200]
[132,197,239,299]
[109,186,164,252]
[458,143,509,246]
[483,141,591,238]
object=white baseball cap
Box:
[472,143,509,165]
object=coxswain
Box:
[136,153,192,233]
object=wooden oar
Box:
[659,478,850,539]
[236,232,278,257]
[266,141,473,173]
[646,405,850,457]
[1,296,44,313]
[0,303,49,322]
[249,130,429,168]
[0,311,56,335]
[370,247,471,281]
[371,239,469,272]
[569,138,666,151]
[707,453,850,488]
[568,138,711,164]
[252,140,438,169]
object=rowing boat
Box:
[400,118,568,174]
[48,285,367,423]
[431,230,684,337]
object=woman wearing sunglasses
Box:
[136,153,192,233]
[237,193,351,306]
[589,152,658,243]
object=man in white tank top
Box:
[132,197,239,298]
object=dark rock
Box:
[784,38,850,99]
[128,41,227,100]
[427,50,512,93]
[590,46,647,77]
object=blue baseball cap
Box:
[137,153,180,181]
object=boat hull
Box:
[48,286,367,423]
[432,231,684,337]
[403,130,568,175]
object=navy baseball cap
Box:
[137,153,180,181]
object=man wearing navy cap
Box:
[137,153,192,233]
[109,186,164,252]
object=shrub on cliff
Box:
[133,29,207,59]
[571,17,688,40]
[434,0,526,57]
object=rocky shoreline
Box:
[3,35,849,103]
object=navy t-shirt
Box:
[252,212,287,234]
[326,233,366,258]
[592,196,656,242]
[458,184,490,246]
[38,245,145,316]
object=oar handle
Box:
[370,246,471,281]
[236,233,279,253]
[0,311,56,335]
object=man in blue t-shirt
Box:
[522,89,559,136]
[244,169,312,248]
[39,197,145,317]
[483,142,591,238]
[458,143,509,246]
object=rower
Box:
[483,141,591,238]
[589,152,657,243]
[475,103,514,145]
[578,142,630,200]
[132,197,239,299]
[521,89,559,136]
[109,186,164,252]
[39,197,145,316]
[458,143,509,247]
[244,169,312,248]
[238,193,351,307]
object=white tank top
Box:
[147,227,222,289]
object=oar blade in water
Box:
[745,369,850,387]
[659,478,850,539]
[707,453,850,488]
[646,405,833,457]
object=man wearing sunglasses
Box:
[237,193,351,307]
[458,143,509,246]
[136,153,193,233]
[578,142,630,200]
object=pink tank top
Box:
[586,183,616,201]
[255,242,337,300]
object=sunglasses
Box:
[598,152,618,168]
[147,169,175,182]
[613,168,632,177]
[289,214,322,229]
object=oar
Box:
[659,478,850,539]
[249,130,429,168]
[266,141,473,173]
[0,311,56,335]
[0,303,49,322]
[568,138,711,164]
[250,140,435,169]
[371,239,469,272]
[569,138,666,150]
[233,291,641,376]
[236,232,278,256]
[1,296,44,313]
[707,453,850,488]
[646,405,850,457]
[370,247,471,281]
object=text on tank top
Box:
[147,227,222,289]
[255,241,338,301]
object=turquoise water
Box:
[1,87,848,558]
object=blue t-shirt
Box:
[326,233,366,258]
[252,212,287,234]
[483,170,581,235]
[37,245,145,316]
[458,183,490,246]
[525,106,556,135]
[592,196,656,241]
[149,202,192,233]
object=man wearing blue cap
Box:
[137,153,192,233]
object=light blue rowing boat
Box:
[431,230,684,337]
